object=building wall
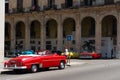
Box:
[8,0,119,11]
[5,0,120,58]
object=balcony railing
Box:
[30,5,40,11]
[5,1,120,14]
[43,4,57,10]
[6,6,40,14]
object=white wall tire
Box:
[59,61,65,69]
[31,65,38,73]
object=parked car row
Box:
[4,49,101,73]
[5,49,101,59]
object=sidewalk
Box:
[0,58,85,74]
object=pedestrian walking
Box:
[64,46,71,65]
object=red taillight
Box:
[4,62,8,67]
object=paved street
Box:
[1,59,120,80]
[0,58,86,73]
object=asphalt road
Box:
[1,59,120,80]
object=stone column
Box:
[10,18,15,52]
[0,0,4,62]
[25,17,30,50]
[57,15,63,51]
[95,15,101,53]
[75,14,81,52]
[116,13,120,58]
[41,19,46,50]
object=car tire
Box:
[31,65,38,73]
[58,61,65,69]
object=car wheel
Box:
[31,65,38,73]
[59,61,65,69]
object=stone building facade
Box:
[5,0,120,58]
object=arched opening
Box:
[5,22,11,57]
[101,15,117,58]
[30,20,41,39]
[46,19,57,50]
[30,20,41,51]
[15,21,25,50]
[63,18,75,51]
[81,17,95,52]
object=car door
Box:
[49,54,60,67]
[42,55,51,68]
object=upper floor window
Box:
[83,0,93,6]
[5,1,9,13]
[5,0,9,3]
[65,0,73,8]
[17,0,23,9]
[104,0,114,5]
[48,0,55,8]
[17,0,23,12]
[32,0,38,7]
[31,0,38,11]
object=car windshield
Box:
[21,50,34,55]
[35,50,54,55]
[37,51,46,55]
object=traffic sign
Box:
[66,35,73,41]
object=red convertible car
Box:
[4,50,66,73]
[79,52,101,59]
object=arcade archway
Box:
[81,17,95,52]
[63,18,75,51]
[15,21,25,50]
[46,19,57,50]
[5,22,11,56]
[101,15,117,58]
[30,20,41,51]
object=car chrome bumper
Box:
[4,66,27,69]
